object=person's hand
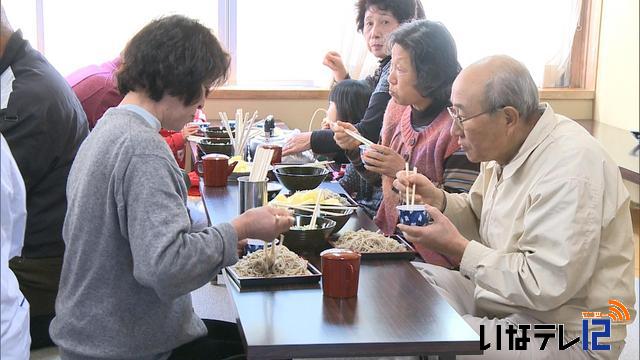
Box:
[332,121,361,150]
[237,238,248,257]
[362,144,404,178]
[180,123,200,141]
[320,117,333,129]
[322,51,348,82]
[397,204,469,263]
[282,132,312,156]
[231,206,294,242]
[393,171,445,211]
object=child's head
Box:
[328,80,372,124]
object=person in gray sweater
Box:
[49,15,293,360]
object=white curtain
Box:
[325,5,379,85]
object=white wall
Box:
[594,0,639,130]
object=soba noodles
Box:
[335,230,407,253]
[233,245,308,277]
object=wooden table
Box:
[201,181,481,359]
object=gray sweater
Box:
[50,108,239,360]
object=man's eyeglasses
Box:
[447,106,504,129]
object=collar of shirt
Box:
[500,103,558,181]
[118,104,162,131]
[1,67,15,109]
[0,31,28,74]
[410,99,448,131]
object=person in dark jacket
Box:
[283,0,425,158]
[319,80,383,218]
[0,5,89,349]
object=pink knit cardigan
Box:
[374,100,459,267]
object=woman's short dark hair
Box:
[389,20,461,104]
[356,0,425,32]
[329,80,372,124]
[117,15,230,106]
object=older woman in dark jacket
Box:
[283,0,425,159]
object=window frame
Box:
[27,0,600,96]
[213,0,601,97]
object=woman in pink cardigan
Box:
[334,20,479,268]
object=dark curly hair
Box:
[329,79,372,124]
[389,20,461,104]
[356,0,425,32]
[117,15,230,106]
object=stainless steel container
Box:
[238,176,268,214]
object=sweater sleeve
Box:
[121,154,239,301]
[355,91,391,144]
[310,128,342,154]
[442,149,480,193]
[345,148,382,186]
[443,163,486,246]
[309,90,391,155]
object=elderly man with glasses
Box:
[395,55,635,359]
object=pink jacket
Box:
[375,100,459,268]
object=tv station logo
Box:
[480,299,631,352]
[581,299,631,351]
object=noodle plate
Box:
[234,245,309,277]
[335,230,407,253]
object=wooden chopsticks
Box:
[270,203,352,217]
[274,161,334,169]
[219,109,259,157]
[249,147,273,181]
[344,128,374,146]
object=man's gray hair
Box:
[481,55,539,120]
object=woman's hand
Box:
[397,204,468,263]
[332,121,361,150]
[361,144,404,178]
[282,132,312,156]
[393,171,445,211]
[231,206,294,242]
[237,238,248,257]
[180,123,200,141]
[320,117,333,129]
[322,51,348,82]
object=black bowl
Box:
[202,125,235,139]
[293,208,354,234]
[273,166,329,192]
[198,138,234,157]
[267,182,283,201]
[283,215,336,256]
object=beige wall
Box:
[594,0,640,204]
[204,97,593,131]
[594,0,639,130]
[204,99,327,131]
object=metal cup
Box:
[238,176,268,214]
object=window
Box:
[420,0,583,88]
[3,0,217,77]
[233,0,356,87]
[2,0,591,89]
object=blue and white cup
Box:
[397,204,430,226]
[244,238,279,254]
[244,239,265,254]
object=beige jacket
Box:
[444,104,636,342]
